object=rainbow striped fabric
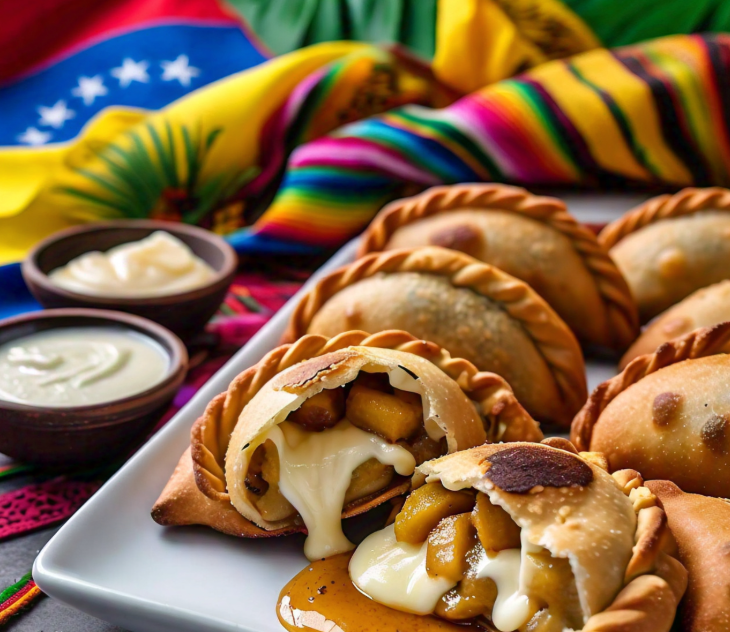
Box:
[237,33,730,252]
[0,573,41,625]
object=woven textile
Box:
[245,33,730,252]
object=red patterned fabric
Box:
[0,479,101,541]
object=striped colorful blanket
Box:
[244,33,730,252]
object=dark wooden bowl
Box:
[22,220,238,339]
[0,309,188,466]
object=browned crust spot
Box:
[652,392,682,427]
[485,445,593,493]
[428,223,481,253]
[571,321,730,450]
[279,350,357,393]
[701,413,729,454]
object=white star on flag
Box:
[38,100,76,129]
[111,58,150,88]
[17,127,52,146]
[72,75,108,106]
[161,55,200,87]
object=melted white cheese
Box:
[264,421,416,560]
[349,523,456,614]
[49,231,216,297]
[349,501,542,631]
[471,542,534,632]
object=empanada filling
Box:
[243,370,447,559]
[350,482,583,632]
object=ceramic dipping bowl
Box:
[0,309,188,466]
[22,220,237,339]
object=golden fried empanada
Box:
[600,187,730,322]
[646,480,730,632]
[284,246,586,427]
[360,184,638,350]
[278,443,686,632]
[621,280,730,367]
[573,322,730,496]
[153,330,542,560]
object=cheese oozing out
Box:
[471,530,539,631]
[350,499,548,631]
[349,523,455,614]
[263,421,416,560]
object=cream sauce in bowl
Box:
[48,231,216,298]
[0,327,170,408]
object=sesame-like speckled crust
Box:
[358,184,638,350]
[152,330,542,537]
[600,187,730,322]
[284,247,587,427]
[414,443,686,630]
[621,280,730,368]
[647,480,730,632]
[572,322,730,497]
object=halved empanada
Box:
[600,187,730,322]
[278,443,686,632]
[283,246,586,427]
[646,480,730,632]
[359,184,638,350]
[572,322,730,496]
[152,330,542,560]
[621,280,730,368]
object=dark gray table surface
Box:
[1,457,125,632]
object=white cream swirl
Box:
[48,231,216,298]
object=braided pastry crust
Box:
[620,280,730,368]
[153,329,542,537]
[414,443,686,631]
[583,474,687,632]
[284,246,587,426]
[572,321,730,451]
[599,188,730,321]
[647,480,730,632]
[599,187,730,248]
[360,183,638,349]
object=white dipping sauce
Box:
[0,327,170,407]
[48,231,216,297]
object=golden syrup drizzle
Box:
[277,553,484,632]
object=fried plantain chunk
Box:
[426,512,477,582]
[395,482,476,544]
[346,384,422,442]
[344,458,395,505]
[471,492,521,551]
[399,432,444,465]
[288,388,345,431]
[525,551,583,631]
[351,371,393,392]
[435,574,498,621]
[255,440,297,521]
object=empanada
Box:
[621,280,730,368]
[152,330,542,560]
[646,480,730,632]
[572,322,730,496]
[600,187,730,322]
[278,442,686,632]
[359,184,638,350]
[283,246,586,427]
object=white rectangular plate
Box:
[34,195,636,632]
